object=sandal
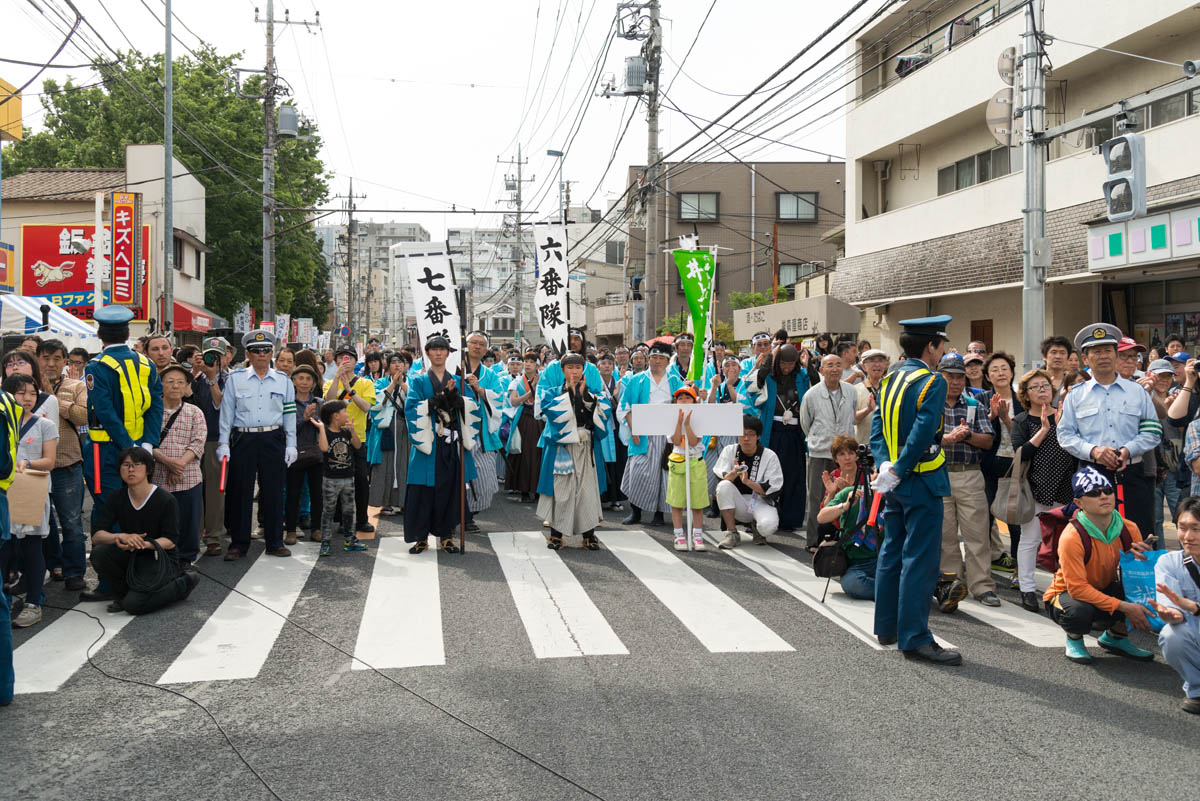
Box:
[581,533,600,551]
[547,536,563,550]
[441,538,460,554]
[409,541,429,554]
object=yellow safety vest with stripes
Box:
[89,353,153,443]
[0,390,21,492]
[879,366,945,474]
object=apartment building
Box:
[625,161,845,340]
[834,0,1200,356]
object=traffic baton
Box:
[1116,479,1125,519]
[220,456,228,494]
[867,490,884,528]
[92,443,101,494]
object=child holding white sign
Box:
[667,386,708,551]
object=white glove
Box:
[141,442,154,454]
[871,461,900,495]
[284,446,297,467]
[216,443,230,463]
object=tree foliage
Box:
[727,286,789,311]
[1,48,331,322]
[655,313,734,346]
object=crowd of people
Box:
[2,308,1199,715]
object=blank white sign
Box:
[629,402,746,436]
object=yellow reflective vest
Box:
[879,366,945,474]
[88,353,153,443]
[0,390,21,492]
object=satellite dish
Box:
[998,47,1016,86]
[986,88,1016,148]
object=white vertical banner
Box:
[316,330,331,352]
[399,245,462,375]
[296,318,314,348]
[233,302,251,333]
[532,223,569,355]
[276,312,291,345]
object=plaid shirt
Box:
[942,393,994,466]
[152,402,207,491]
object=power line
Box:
[0,7,81,109]
[660,0,717,98]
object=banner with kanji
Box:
[20,223,151,321]
[108,192,143,308]
[399,245,462,374]
[533,224,568,355]
[276,312,291,345]
[673,248,716,380]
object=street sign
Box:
[339,325,350,337]
[986,88,1016,148]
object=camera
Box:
[856,443,874,471]
[202,351,220,366]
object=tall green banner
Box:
[673,248,716,380]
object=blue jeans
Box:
[172,485,203,564]
[840,557,878,601]
[44,463,86,578]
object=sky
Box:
[4,0,863,240]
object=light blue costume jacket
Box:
[535,384,612,499]
[739,366,811,444]
[405,370,478,487]
[618,370,686,456]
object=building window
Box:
[777,192,818,222]
[172,237,184,271]
[193,249,202,280]
[937,166,955,196]
[678,192,718,221]
[605,240,625,265]
[937,146,1012,196]
[779,262,819,285]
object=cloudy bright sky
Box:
[5,0,865,239]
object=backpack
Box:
[1036,504,1133,573]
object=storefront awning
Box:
[173,299,220,332]
[733,293,861,340]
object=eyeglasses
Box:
[1082,487,1115,498]
[966,348,987,354]
[119,462,143,470]
[247,347,272,355]
[1025,383,1052,392]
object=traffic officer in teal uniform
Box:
[217,329,297,560]
[870,315,962,666]
[80,305,163,602]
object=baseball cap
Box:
[1148,359,1175,374]
[1117,336,1146,353]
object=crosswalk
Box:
[13,528,1082,695]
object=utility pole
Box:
[498,146,532,343]
[255,2,318,324]
[163,0,174,333]
[644,1,661,333]
[333,180,366,339]
[1020,0,1047,373]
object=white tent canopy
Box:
[0,294,100,352]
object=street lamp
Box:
[547,149,564,223]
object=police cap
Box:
[1073,323,1121,353]
[94,305,134,342]
[242,329,276,349]
[898,315,951,339]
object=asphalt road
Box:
[6,487,1198,801]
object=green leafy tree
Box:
[727,286,789,311]
[655,314,734,346]
[2,48,331,323]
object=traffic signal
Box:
[1101,133,1146,223]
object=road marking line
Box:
[954,597,1076,647]
[595,530,792,653]
[353,535,444,670]
[13,602,138,694]
[490,531,628,659]
[158,542,320,684]
[703,531,906,650]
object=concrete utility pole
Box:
[498,146,531,343]
[333,180,365,338]
[163,0,174,332]
[644,0,661,336]
[1020,0,1048,372]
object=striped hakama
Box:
[620,434,671,515]
[536,430,603,537]
[468,437,499,513]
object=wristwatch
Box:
[348,389,357,398]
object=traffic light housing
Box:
[1101,133,1146,223]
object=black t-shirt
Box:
[324,427,355,478]
[94,486,180,543]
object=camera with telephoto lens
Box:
[203,351,220,366]
[856,444,874,471]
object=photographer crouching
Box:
[815,436,879,600]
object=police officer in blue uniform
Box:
[217,329,297,559]
[80,305,163,602]
[0,383,19,704]
[870,315,962,666]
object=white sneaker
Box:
[691,530,707,551]
[13,602,42,628]
[674,531,688,551]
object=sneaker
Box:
[1020,591,1041,613]
[1097,630,1155,661]
[752,532,767,546]
[977,591,1001,607]
[691,530,707,551]
[1180,697,1200,715]
[319,543,331,557]
[674,531,688,551]
[13,603,42,628]
[64,576,85,592]
[1009,575,1020,590]
[718,531,739,550]
[991,554,1015,573]
[344,539,368,552]
[1065,636,1093,664]
[937,579,967,614]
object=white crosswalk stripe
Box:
[158,541,320,685]
[13,529,1094,694]
[490,531,628,659]
[596,530,793,653]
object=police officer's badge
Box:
[1092,327,1106,339]
[255,333,266,342]
[85,374,94,390]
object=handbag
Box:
[812,540,849,578]
[991,457,1035,525]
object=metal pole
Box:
[163,0,174,332]
[1021,0,1047,373]
[94,192,105,315]
[644,0,661,334]
[515,143,523,342]
[347,179,354,338]
[262,0,276,323]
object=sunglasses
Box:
[247,347,272,355]
[1081,487,1115,498]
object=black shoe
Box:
[651,512,665,527]
[106,599,124,613]
[64,576,85,592]
[1180,697,1200,715]
[621,506,642,526]
[936,579,967,614]
[79,588,114,603]
[356,523,375,534]
[465,521,481,534]
[703,501,720,519]
[877,634,898,646]
[520,492,531,503]
[903,641,962,666]
[181,572,200,598]
[298,516,311,530]
[977,591,1001,608]
[1021,591,1041,613]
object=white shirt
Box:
[648,372,672,404]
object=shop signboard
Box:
[20,223,151,321]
